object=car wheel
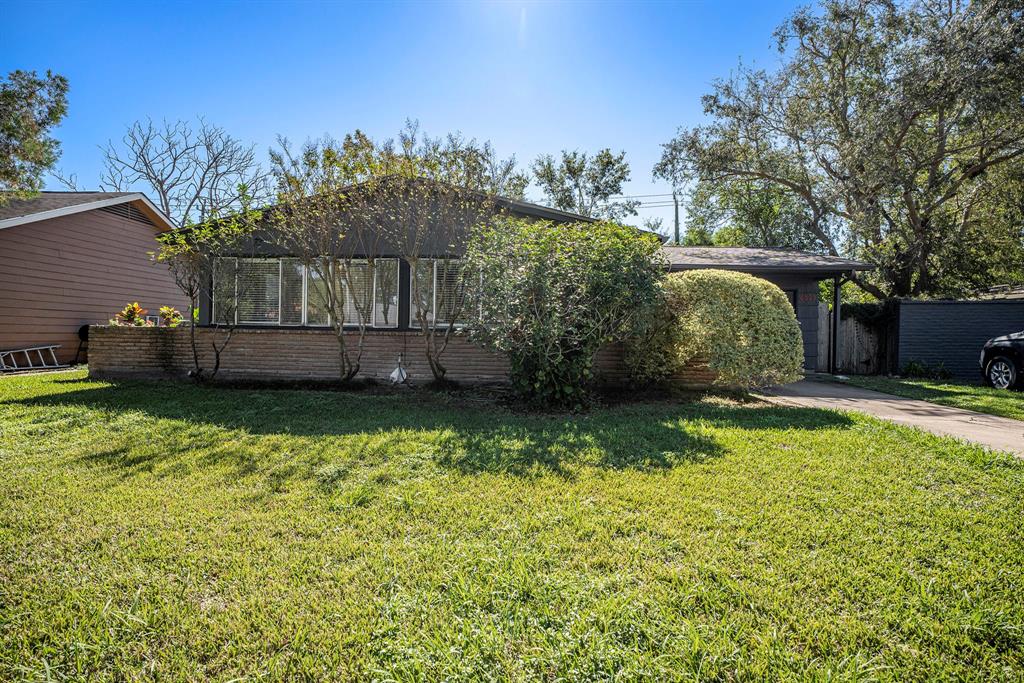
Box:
[986,357,1017,389]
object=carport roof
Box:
[661,246,872,276]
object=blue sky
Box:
[2,0,802,231]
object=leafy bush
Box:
[902,360,953,380]
[158,306,184,328]
[627,269,804,389]
[465,218,664,408]
[110,302,153,327]
[623,279,688,384]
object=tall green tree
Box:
[656,0,1024,299]
[533,149,639,220]
[0,70,68,203]
[682,178,823,250]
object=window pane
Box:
[339,261,372,326]
[410,259,434,326]
[237,260,280,324]
[374,259,399,328]
[281,259,304,325]
[306,261,330,327]
[212,258,237,325]
[435,259,466,325]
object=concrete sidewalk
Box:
[759,379,1024,457]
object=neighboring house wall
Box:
[87,326,717,387]
[0,209,185,363]
[896,300,1024,379]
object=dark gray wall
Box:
[897,300,1024,378]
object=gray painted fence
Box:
[896,300,1024,379]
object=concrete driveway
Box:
[760,379,1024,458]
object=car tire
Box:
[985,356,1018,390]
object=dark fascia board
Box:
[666,263,872,278]
[496,197,596,223]
[898,298,1024,305]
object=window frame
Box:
[211,256,401,329]
[410,258,477,329]
[235,257,284,326]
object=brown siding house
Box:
[0,192,183,364]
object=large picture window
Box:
[212,257,399,328]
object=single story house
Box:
[88,184,870,383]
[0,192,183,365]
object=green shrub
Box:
[902,360,953,380]
[623,279,688,384]
[465,218,664,408]
[627,269,804,389]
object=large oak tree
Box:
[656,0,1024,298]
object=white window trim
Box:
[213,256,401,329]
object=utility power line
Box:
[610,192,674,199]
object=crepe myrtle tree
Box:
[269,121,523,383]
[268,135,382,382]
[153,193,261,381]
[465,218,664,408]
[345,121,510,382]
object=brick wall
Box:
[88,326,715,387]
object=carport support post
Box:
[830,275,842,375]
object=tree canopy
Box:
[681,178,822,250]
[656,0,1024,299]
[533,149,639,220]
[0,70,68,203]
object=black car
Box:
[981,331,1024,389]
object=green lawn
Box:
[1,370,1023,681]
[843,375,1024,422]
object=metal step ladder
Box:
[0,345,68,372]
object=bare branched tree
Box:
[102,118,270,226]
[102,118,270,380]
[154,199,262,381]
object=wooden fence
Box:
[816,303,881,374]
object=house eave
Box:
[0,193,176,232]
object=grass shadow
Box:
[10,378,856,482]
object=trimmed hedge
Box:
[627,269,804,389]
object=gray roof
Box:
[496,196,594,223]
[662,246,872,274]
[0,191,174,230]
[0,192,134,221]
